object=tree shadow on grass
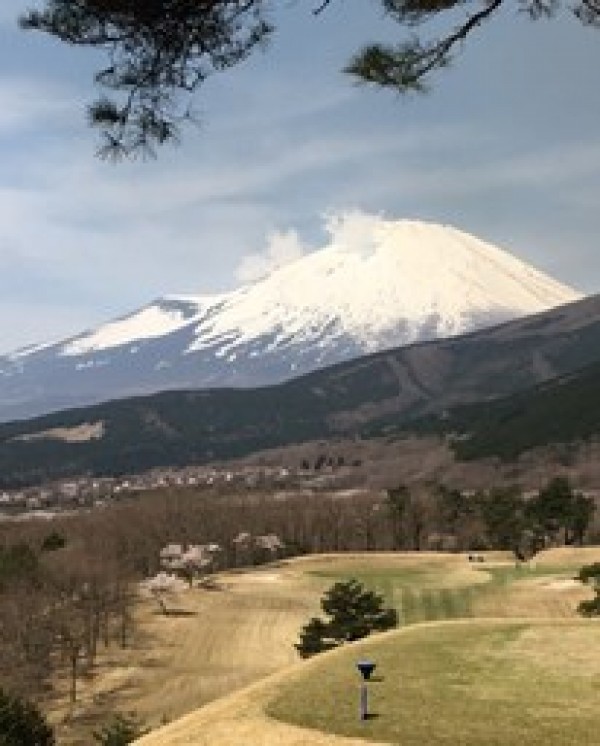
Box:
[154,608,198,617]
[196,578,226,591]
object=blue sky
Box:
[0,1,599,353]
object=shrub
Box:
[92,713,148,745]
[577,562,600,585]
[577,592,600,617]
[577,562,600,618]
[0,688,54,746]
[41,532,66,552]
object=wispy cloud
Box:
[1,119,598,321]
[328,138,600,207]
[236,229,308,284]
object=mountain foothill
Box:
[0,216,597,488]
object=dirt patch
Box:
[13,420,104,443]
[543,578,580,590]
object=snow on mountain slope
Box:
[61,296,225,356]
[60,215,579,360]
[0,214,582,421]
[185,215,578,356]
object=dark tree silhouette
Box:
[295,578,398,658]
[18,1,600,157]
[20,1,274,158]
[93,712,149,744]
[0,688,55,746]
[577,562,600,617]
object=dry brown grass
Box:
[47,564,322,743]
[44,548,600,744]
[472,546,600,619]
[134,652,390,746]
[48,553,485,742]
[136,616,600,746]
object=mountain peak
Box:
[0,214,582,421]
[181,214,579,355]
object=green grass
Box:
[268,619,600,745]
[268,551,600,744]
[315,558,590,626]
[133,549,600,746]
[310,558,488,625]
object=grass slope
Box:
[120,548,600,746]
[268,619,600,746]
[51,553,490,743]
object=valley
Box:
[1,5,597,745]
[0,220,599,746]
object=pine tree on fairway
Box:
[0,689,54,746]
[295,578,398,658]
[577,563,600,585]
[295,617,337,658]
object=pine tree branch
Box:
[346,0,505,92]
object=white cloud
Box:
[236,229,308,284]
[324,210,386,259]
[0,119,469,293]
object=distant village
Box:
[0,455,362,520]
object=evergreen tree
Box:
[0,689,54,746]
[478,488,526,551]
[295,579,398,658]
[295,618,336,658]
[577,562,600,585]
[40,532,66,552]
[577,557,600,616]
[526,477,595,547]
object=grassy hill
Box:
[43,548,600,745]
[133,548,600,746]
[269,619,600,746]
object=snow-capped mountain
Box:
[0,216,581,421]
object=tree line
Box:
[387,476,596,557]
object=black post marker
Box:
[356,660,376,721]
